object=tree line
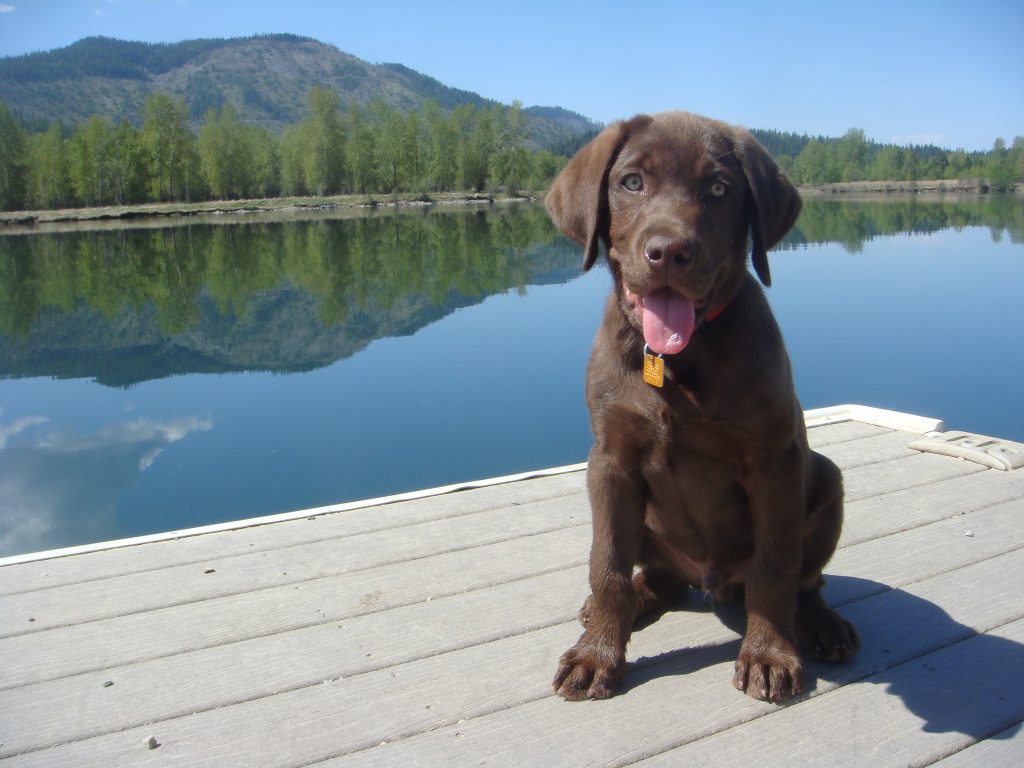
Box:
[770,128,1023,192]
[0,88,565,211]
[2,94,1022,213]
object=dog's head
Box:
[545,111,800,355]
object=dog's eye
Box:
[710,181,728,197]
[622,174,644,192]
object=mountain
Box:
[0,34,599,150]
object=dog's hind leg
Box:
[796,451,860,662]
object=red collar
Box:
[704,298,730,322]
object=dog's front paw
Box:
[553,634,625,701]
[733,634,805,702]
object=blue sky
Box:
[0,0,1021,151]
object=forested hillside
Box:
[0,35,597,146]
[0,35,1020,213]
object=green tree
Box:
[792,140,832,185]
[466,106,496,192]
[944,149,967,180]
[0,104,30,210]
[491,101,530,193]
[28,122,70,209]
[403,109,428,191]
[530,149,563,190]
[425,105,459,191]
[835,129,869,182]
[67,115,116,206]
[199,103,253,199]
[867,145,901,181]
[448,103,476,191]
[1011,137,1024,184]
[987,137,1015,192]
[303,86,345,195]
[142,92,196,201]
[279,123,310,196]
[109,119,150,204]
[375,101,408,192]
[249,127,281,198]
[344,100,378,194]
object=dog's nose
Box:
[644,236,695,269]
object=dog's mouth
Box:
[624,286,697,356]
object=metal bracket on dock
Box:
[908,431,1024,471]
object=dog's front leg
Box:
[732,448,807,702]
[554,455,646,700]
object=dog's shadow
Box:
[624,575,1023,741]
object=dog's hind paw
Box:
[797,602,861,663]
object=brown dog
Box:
[545,111,859,703]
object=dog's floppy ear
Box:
[545,117,646,271]
[733,129,801,287]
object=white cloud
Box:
[0,415,49,450]
[38,415,213,452]
[0,5,15,14]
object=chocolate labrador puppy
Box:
[545,111,859,703]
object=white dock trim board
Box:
[1,406,1022,767]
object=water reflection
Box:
[1,196,1021,387]
[0,413,212,556]
[0,204,576,385]
[782,192,1024,252]
[0,195,1021,558]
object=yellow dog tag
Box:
[642,347,664,388]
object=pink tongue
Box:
[641,287,695,355]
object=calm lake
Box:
[1,195,1022,558]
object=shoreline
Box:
[799,179,1023,196]
[2,181,1020,231]
[0,191,540,231]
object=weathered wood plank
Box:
[0,525,591,690]
[0,568,587,758]
[0,492,590,635]
[813,429,924,468]
[839,451,985,503]
[839,467,1024,547]
[11,546,1015,768]
[824,498,1024,605]
[931,725,1024,767]
[807,420,891,447]
[2,502,1020,762]
[0,471,588,594]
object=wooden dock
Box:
[1,405,1022,767]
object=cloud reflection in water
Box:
[0,415,212,557]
